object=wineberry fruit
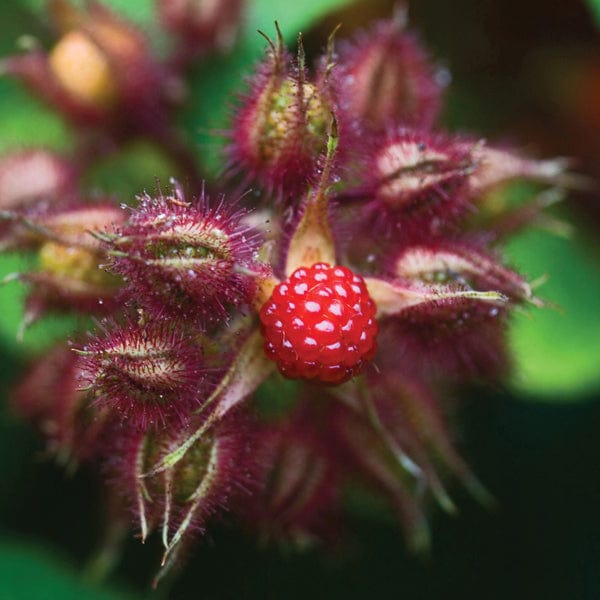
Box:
[259,263,378,384]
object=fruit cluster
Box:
[0,0,574,585]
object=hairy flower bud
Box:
[5,0,176,132]
[370,129,474,225]
[157,0,245,55]
[337,17,443,132]
[78,317,206,430]
[241,406,340,544]
[11,345,108,464]
[111,414,253,580]
[228,28,331,196]
[103,184,260,321]
[0,149,76,212]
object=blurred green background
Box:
[0,0,599,598]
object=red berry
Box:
[259,263,378,384]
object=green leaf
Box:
[83,140,180,200]
[584,0,600,26]
[248,0,355,34]
[0,253,82,354]
[20,0,155,26]
[506,229,600,400]
[0,80,72,153]
[0,542,137,600]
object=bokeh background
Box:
[0,0,599,598]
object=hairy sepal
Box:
[365,275,508,319]
[144,329,274,476]
[331,400,431,554]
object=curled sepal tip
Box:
[365,276,508,319]
[143,330,274,477]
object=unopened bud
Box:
[5,1,173,131]
[229,29,331,196]
[104,184,260,321]
[49,30,118,110]
[373,130,473,208]
[79,318,206,430]
[157,0,245,54]
[112,415,252,579]
[0,149,76,211]
[337,18,443,132]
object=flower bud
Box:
[337,127,478,239]
[0,149,78,248]
[10,345,109,464]
[7,203,125,329]
[3,49,109,125]
[240,406,340,544]
[38,240,111,285]
[16,243,121,328]
[336,17,443,132]
[48,29,119,111]
[112,414,253,578]
[39,204,126,249]
[0,149,76,212]
[157,0,245,55]
[5,1,175,131]
[104,184,260,321]
[78,317,206,430]
[365,129,474,221]
[228,29,331,196]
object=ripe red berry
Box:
[259,263,378,384]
